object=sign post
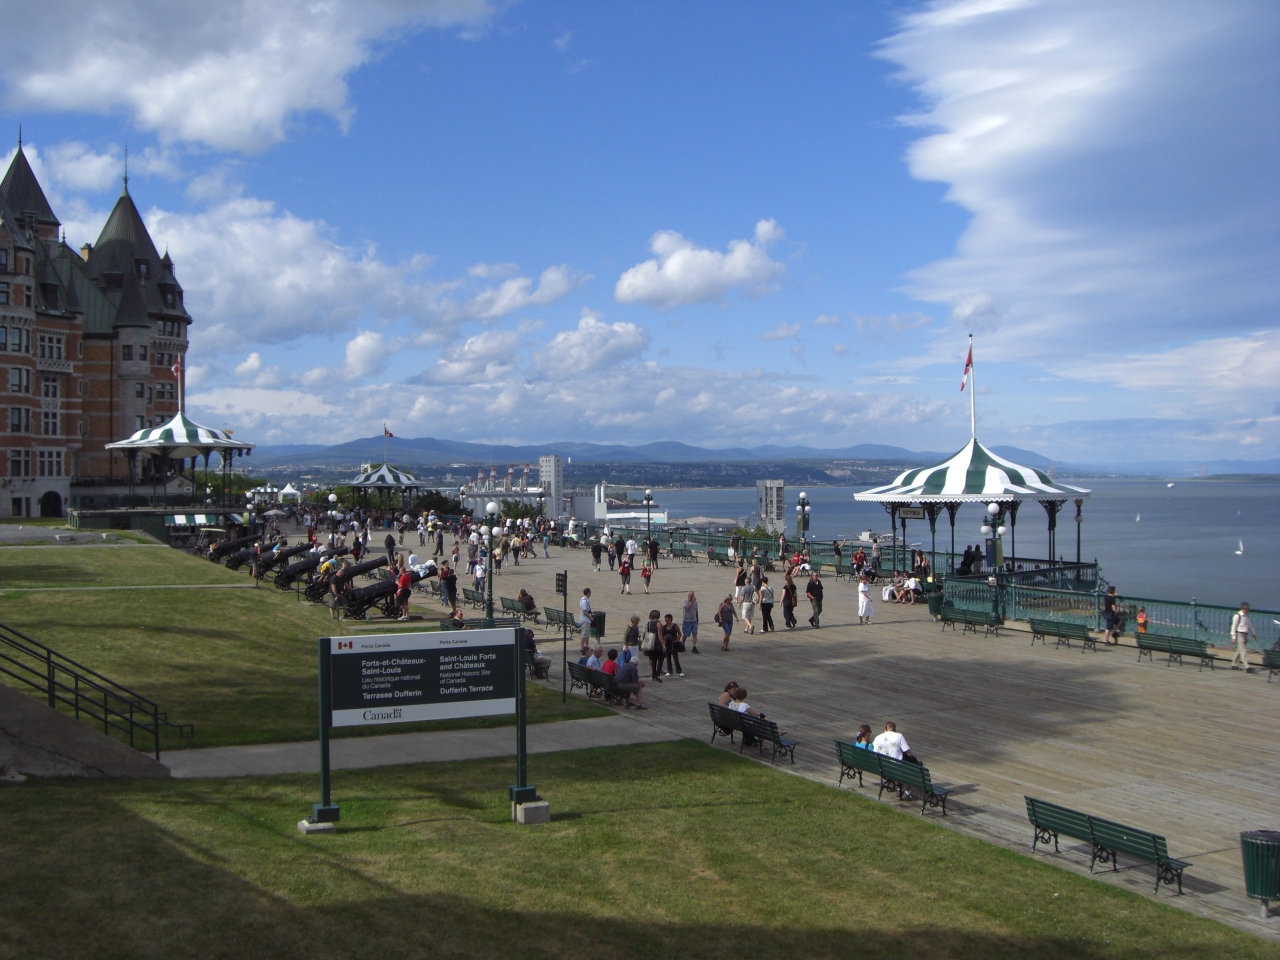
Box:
[555,571,568,706]
[300,627,535,833]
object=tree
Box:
[499,498,537,519]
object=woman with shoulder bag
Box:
[642,609,665,681]
[661,614,684,677]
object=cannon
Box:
[305,556,388,603]
[253,542,310,578]
[273,548,348,590]
[342,563,436,620]
[224,546,260,572]
[208,534,257,562]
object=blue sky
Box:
[1,0,1276,461]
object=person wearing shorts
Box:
[716,596,736,651]
[578,588,593,655]
[682,591,700,654]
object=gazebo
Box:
[105,411,254,507]
[855,438,1091,575]
[279,483,301,502]
[347,462,422,507]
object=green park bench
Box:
[461,587,485,609]
[544,606,582,635]
[1265,648,1280,682]
[705,703,796,764]
[834,560,855,581]
[1029,617,1096,651]
[1137,634,1215,671]
[500,596,536,622]
[705,547,729,565]
[832,740,948,815]
[438,616,521,631]
[522,646,549,680]
[566,660,592,696]
[1025,796,1190,894]
[670,543,693,561]
[941,606,1001,637]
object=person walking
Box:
[643,610,665,682]
[733,562,747,601]
[759,577,775,632]
[578,588,594,656]
[384,532,397,565]
[648,535,660,570]
[1102,586,1121,644]
[857,575,873,624]
[716,595,737,651]
[1230,602,1257,672]
[641,559,653,594]
[750,559,763,594]
[806,571,824,628]
[590,537,603,572]
[682,591,700,654]
[619,556,633,595]
[661,614,684,677]
[782,574,798,629]
[740,584,757,635]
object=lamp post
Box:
[643,489,654,547]
[1074,498,1083,565]
[795,491,810,550]
[328,493,338,546]
[484,500,499,626]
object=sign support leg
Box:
[306,638,340,828]
[509,625,538,809]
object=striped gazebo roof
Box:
[854,438,1090,503]
[348,462,421,489]
[105,412,254,459]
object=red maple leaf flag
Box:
[383,425,394,438]
[960,344,972,392]
[170,355,182,379]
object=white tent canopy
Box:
[348,462,422,490]
[855,439,1090,503]
[279,483,301,501]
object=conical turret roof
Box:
[0,146,58,227]
[89,185,163,268]
[113,270,150,328]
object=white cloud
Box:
[813,314,842,328]
[614,219,786,309]
[233,351,283,388]
[187,386,336,422]
[43,142,120,192]
[419,329,521,384]
[0,1,495,153]
[832,344,849,356]
[852,312,934,338]
[342,331,387,380]
[534,310,649,371]
[761,321,801,341]
[878,1,1280,359]
[553,32,572,52]
[463,265,588,319]
[468,262,519,279]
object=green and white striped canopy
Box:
[105,412,254,459]
[348,462,421,489]
[855,439,1090,503]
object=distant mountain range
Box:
[242,435,1277,479]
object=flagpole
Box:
[968,333,976,439]
[382,423,387,466]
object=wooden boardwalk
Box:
[412,547,1280,939]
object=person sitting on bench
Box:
[853,724,874,749]
[613,654,647,709]
[873,721,919,800]
[601,648,619,676]
[522,629,551,678]
[585,646,603,669]
[718,680,740,706]
[516,588,541,624]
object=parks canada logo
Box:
[362,708,402,721]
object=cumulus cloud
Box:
[614,219,785,309]
[760,321,801,342]
[852,312,934,338]
[534,309,649,371]
[813,314,842,328]
[463,265,588,320]
[418,329,521,384]
[233,351,282,388]
[0,1,495,153]
[879,0,1280,360]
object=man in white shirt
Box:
[578,588,594,655]
[872,722,917,762]
[626,537,638,563]
[1230,602,1257,672]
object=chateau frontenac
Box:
[1,145,190,517]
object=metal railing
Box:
[939,582,1280,650]
[0,622,193,760]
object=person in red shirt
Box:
[396,569,413,621]
[601,649,619,676]
[618,557,632,595]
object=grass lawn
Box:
[0,740,1271,960]
[0,547,609,749]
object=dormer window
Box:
[135,259,149,280]
[103,272,123,290]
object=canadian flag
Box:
[336,641,353,650]
[383,425,394,438]
[171,355,182,379]
[960,344,973,392]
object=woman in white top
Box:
[858,575,873,624]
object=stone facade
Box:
[0,146,190,516]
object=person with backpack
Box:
[715,595,737,651]
[642,609,665,681]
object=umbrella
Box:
[264,509,288,517]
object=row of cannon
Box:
[206,532,436,620]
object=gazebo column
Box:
[944,502,960,574]
[923,504,942,585]
[882,504,898,574]
[1039,499,1066,564]
[1007,500,1021,568]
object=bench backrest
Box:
[1025,796,1094,843]
[1089,818,1167,864]
[463,587,482,601]
[1030,618,1089,638]
[879,756,930,791]
[835,741,883,774]
[709,702,744,732]
[1264,648,1280,667]
[1150,635,1207,655]
[739,713,782,744]
[567,662,591,684]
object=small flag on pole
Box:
[170,356,182,378]
[383,425,394,438]
[960,344,973,392]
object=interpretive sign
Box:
[327,628,516,727]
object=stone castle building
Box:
[1,145,189,517]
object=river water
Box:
[637,479,1279,610]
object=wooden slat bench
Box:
[832,740,948,815]
[461,587,485,609]
[1137,634,1215,671]
[1265,647,1280,683]
[1024,796,1190,894]
[500,596,537,622]
[707,703,797,764]
[834,740,881,789]
[1029,617,1096,651]
[941,606,1001,637]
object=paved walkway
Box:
[165,715,680,778]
